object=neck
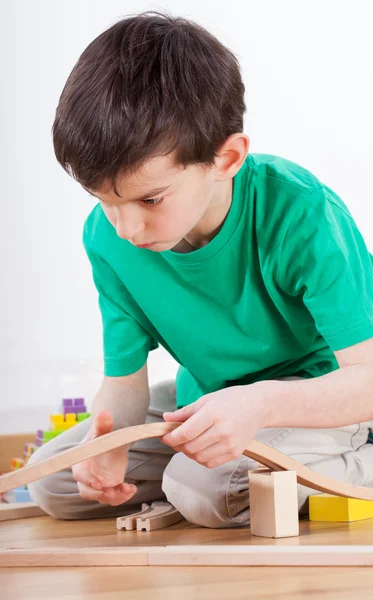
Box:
[184,178,233,249]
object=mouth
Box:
[136,242,155,248]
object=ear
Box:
[214,133,250,181]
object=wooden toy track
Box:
[1,421,373,500]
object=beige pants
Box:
[27,377,373,527]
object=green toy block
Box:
[77,412,90,422]
[43,431,57,443]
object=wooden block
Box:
[0,547,149,567]
[249,468,299,538]
[117,501,183,531]
[136,503,183,531]
[2,545,373,567]
[117,503,152,530]
[149,545,373,567]
[309,493,373,522]
[0,501,46,521]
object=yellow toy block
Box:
[65,413,77,423]
[309,493,373,522]
[50,414,65,430]
[56,423,74,432]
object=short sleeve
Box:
[276,187,373,351]
[84,243,159,376]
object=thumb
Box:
[90,409,114,438]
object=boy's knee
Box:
[162,452,246,528]
[25,418,96,520]
[26,445,77,519]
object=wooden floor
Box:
[3,514,373,598]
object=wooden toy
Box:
[117,501,184,531]
[2,544,373,567]
[249,468,299,538]
[2,421,373,504]
[0,501,46,522]
[309,493,373,522]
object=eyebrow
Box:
[89,185,171,203]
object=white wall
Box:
[1,0,372,433]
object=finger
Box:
[192,441,240,465]
[87,477,103,491]
[180,425,221,455]
[102,482,137,497]
[204,451,240,469]
[163,396,210,423]
[163,403,198,423]
[77,481,110,502]
[162,406,213,447]
[77,481,137,505]
[99,482,138,506]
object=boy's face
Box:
[88,151,233,252]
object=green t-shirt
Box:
[83,153,373,408]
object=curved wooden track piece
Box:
[1,422,373,501]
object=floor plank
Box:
[2,514,373,598]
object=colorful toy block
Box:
[11,458,24,470]
[3,485,32,504]
[50,414,65,430]
[77,412,90,422]
[309,493,373,522]
[35,429,58,447]
[23,442,37,458]
[3,398,90,502]
[59,398,87,416]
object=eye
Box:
[142,197,164,206]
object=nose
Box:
[115,210,144,242]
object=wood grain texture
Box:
[0,501,46,521]
[2,545,373,567]
[3,517,373,594]
[116,501,184,531]
[1,421,373,501]
[0,547,149,566]
[149,545,373,566]
[0,422,179,493]
[248,469,299,538]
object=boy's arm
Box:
[91,362,151,431]
[259,337,373,429]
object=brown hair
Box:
[52,10,246,196]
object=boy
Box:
[28,11,373,527]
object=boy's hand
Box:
[72,409,137,506]
[162,384,269,469]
